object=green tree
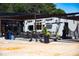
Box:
[13,4,25,12]
[7,3,14,12]
[0,3,65,14]
[52,9,65,14]
[0,3,9,12]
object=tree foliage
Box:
[52,9,65,14]
[0,3,65,14]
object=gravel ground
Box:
[0,38,79,56]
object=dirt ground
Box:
[0,39,79,56]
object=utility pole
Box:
[0,19,1,36]
[29,4,38,42]
[34,13,37,32]
[34,6,38,42]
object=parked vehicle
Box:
[23,17,79,40]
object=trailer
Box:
[23,17,78,38]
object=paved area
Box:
[0,37,79,56]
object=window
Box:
[27,20,32,23]
[28,25,33,31]
[36,23,42,30]
[46,19,52,21]
[36,20,41,22]
[46,23,52,29]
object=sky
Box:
[55,3,79,13]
